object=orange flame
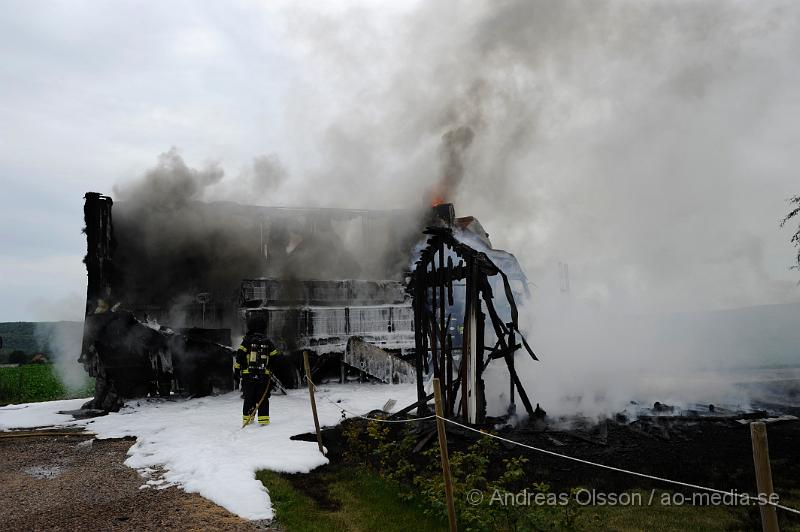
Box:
[429,184,446,207]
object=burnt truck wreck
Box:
[79,192,536,421]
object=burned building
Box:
[80,192,536,420]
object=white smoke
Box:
[263,0,800,308]
[30,292,89,393]
[106,1,800,415]
[272,0,800,417]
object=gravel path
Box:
[0,432,273,531]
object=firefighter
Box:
[234,315,281,426]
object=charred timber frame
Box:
[409,226,537,424]
[82,192,115,315]
[79,193,236,411]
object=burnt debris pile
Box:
[80,311,232,411]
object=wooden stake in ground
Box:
[303,351,324,454]
[750,421,779,532]
[433,378,457,532]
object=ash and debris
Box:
[23,465,65,480]
[309,409,800,508]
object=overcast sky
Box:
[1,0,799,322]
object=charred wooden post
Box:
[476,295,486,420]
[430,262,439,379]
[82,192,115,315]
[508,325,516,413]
[463,258,478,422]
[445,331,453,417]
[80,193,121,411]
[413,269,429,415]
[438,242,447,411]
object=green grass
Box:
[256,466,447,532]
[778,489,800,532]
[257,467,800,532]
[0,364,93,404]
[582,488,800,531]
[573,489,747,531]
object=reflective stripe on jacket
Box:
[234,333,281,378]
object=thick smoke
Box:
[112,147,291,210]
[109,147,424,332]
[112,147,224,208]
[432,125,476,205]
[264,0,800,416]
[276,0,800,310]
[108,1,800,415]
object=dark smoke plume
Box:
[109,148,423,330]
[113,147,223,209]
[432,125,475,205]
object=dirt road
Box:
[0,431,271,531]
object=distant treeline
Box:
[0,321,83,364]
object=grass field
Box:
[258,465,800,531]
[0,364,94,405]
[257,466,447,532]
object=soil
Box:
[0,431,275,531]
[283,466,342,512]
[502,418,800,496]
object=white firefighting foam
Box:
[0,384,417,520]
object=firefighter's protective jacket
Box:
[234,333,281,380]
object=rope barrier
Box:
[300,379,800,516]
[438,415,800,516]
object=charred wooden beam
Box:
[446,256,454,306]
[506,356,535,419]
[445,332,453,417]
[484,343,522,365]
[82,192,115,314]
[390,392,435,419]
[438,243,447,410]
[475,306,487,421]
[413,272,428,415]
[508,326,516,407]
[429,263,440,380]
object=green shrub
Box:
[341,419,578,531]
[8,350,29,365]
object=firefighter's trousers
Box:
[242,375,270,424]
